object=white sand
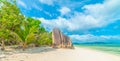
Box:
[0,47,120,61]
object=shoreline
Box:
[75,45,120,56]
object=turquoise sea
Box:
[75,44,120,56]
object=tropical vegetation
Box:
[0,0,52,50]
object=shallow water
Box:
[75,44,120,55]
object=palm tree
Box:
[10,18,41,50]
[0,29,10,50]
[0,1,52,51]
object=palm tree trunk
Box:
[22,42,27,51]
[1,40,5,51]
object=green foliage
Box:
[35,32,52,46]
[0,1,24,50]
[0,1,52,50]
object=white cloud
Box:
[39,0,54,5]
[17,0,27,8]
[70,34,120,43]
[39,14,100,32]
[39,0,120,32]
[59,7,71,15]
[39,17,70,31]
[83,0,120,25]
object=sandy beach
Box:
[0,47,120,61]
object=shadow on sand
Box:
[17,47,56,54]
[0,46,56,58]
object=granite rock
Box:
[52,28,73,49]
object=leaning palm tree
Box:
[10,18,41,50]
[10,27,36,50]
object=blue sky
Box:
[16,0,120,43]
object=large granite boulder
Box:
[52,28,73,49]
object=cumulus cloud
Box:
[59,7,71,15]
[40,0,120,32]
[83,0,120,24]
[17,0,27,9]
[39,17,70,31]
[39,15,99,32]
[70,34,120,43]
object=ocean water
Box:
[75,44,120,55]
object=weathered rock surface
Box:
[52,28,73,49]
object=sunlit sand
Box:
[0,47,120,61]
